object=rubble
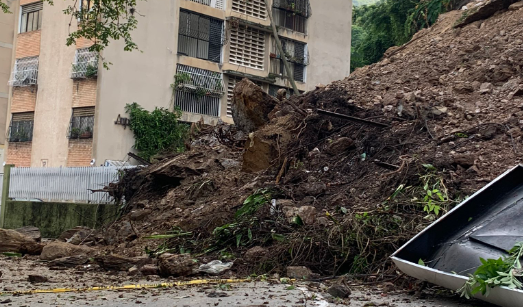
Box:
[158,253,197,277]
[40,242,95,261]
[14,226,41,242]
[0,228,43,255]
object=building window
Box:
[72,48,98,79]
[187,0,224,10]
[9,56,39,87]
[272,0,310,34]
[270,38,307,82]
[20,1,43,33]
[174,64,224,117]
[178,10,224,63]
[229,25,265,70]
[69,107,95,139]
[9,112,34,143]
[232,0,266,19]
[226,76,265,117]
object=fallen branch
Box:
[317,109,390,128]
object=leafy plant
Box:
[235,189,272,219]
[125,102,189,161]
[85,64,98,78]
[459,242,523,298]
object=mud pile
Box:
[98,4,523,277]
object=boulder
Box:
[455,0,519,28]
[158,253,197,277]
[0,228,44,255]
[286,266,313,279]
[40,242,95,261]
[95,254,151,271]
[15,226,41,242]
[327,284,351,298]
[297,206,317,225]
[231,79,279,133]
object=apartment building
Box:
[3,0,352,167]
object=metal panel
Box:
[232,0,266,19]
[8,166,135,204]
[229,25,265,70]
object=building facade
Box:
[3,0,352,167]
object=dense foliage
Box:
[351,0,463,72]
[125,103,188,162]
[353,0,380,6]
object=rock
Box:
[40,242,95,261]
[158,253,197,277]
[286,266,313,279]
[453,83,474,94]
[0,228,44,255]
[479,82,493,94]
[326,137,356,155]
[509,1,523,10]
[219,158,241,169]
[453,154,475,168]
[28,275,48,283]
[300,182,327,197]
[327,284,351,298]
[95,254,151,271]
[58,226,93,245]
[129,209,152,221]
[276,88,287,101]
[14,226,41,242]
[140,264,160,276]
[297,206,317,225]
[431,106,448,116]
[508,86,523,100]
[244,246,269,263]
[231,79,279,133]
[455,0,520,28]
[48,255,90,267]
[242,134,279,173]
[128,266,140,276]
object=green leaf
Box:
[236,234,243,247]
[2,252,22,257]
[418,259,425,266]
[292,215,304,226]
[272,233,286,242]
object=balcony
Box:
[187,0,224,10]
[8,57,39,87]
[71,48,98,79]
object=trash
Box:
[392,165,523,307]
[198,260,233,275]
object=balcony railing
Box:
[187,0,224,10]
[8,57,39,87]
[72,48,98,79]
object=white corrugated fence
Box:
[8,166,134,204]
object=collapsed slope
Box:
[99,5,523,277]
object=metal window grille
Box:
[229,25,265,70]
[71,48,98,79]
[226,76,265,117]
[20,1,43,33]
[8,112,34,143]
[270,38,307,82]
[178,10,224,63]
[273,0,310,17]
[68,107,95,139]
[8,57,39,87]
[232,0,266,19]
[174,64,224,117]
[272,4,308,33]
[187,0,224,10]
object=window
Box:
[270,38,307,82]
[174,64,224,117]
[20,1,43,33]
[9,56,39,87]
[226,76,265,117]
[229,25,266,70]
[178,10,224,63]
[80,0,93,12]
[9,112,34,142]
[187,0,224,10]
[272,0,310,33]
[68,107,95,139]
[232,0,266,19]
[72,48,98,79]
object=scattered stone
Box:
[40,242,94,261]
[128,266,140,276]
[509,1,523,10]
[0,228,44,255]
[129,209,152,221]
[300,182,327,197]
[140,264,160,276]
[453,154,475,168]
[297,206,317,225]
[326,137,356,155]
[95,254,151,271]
[207,290,229,298]
[48,255,90,267]
[479,82,493,94]
[327,284,351,298]
[28,275,48,283]
[158,253,197,277]
[286,266,313,279]
[14,226,41,242]
[58,226,93,245]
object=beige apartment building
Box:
[3,0,352,167]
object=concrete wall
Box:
[30,0,77,167]
[306,0,352,90]
[0,0,17,152]
[1,200,118,238]
[93,0,178,164]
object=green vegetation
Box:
[125,102,188,162]
[353,0,381,6]
[351,0,461,72]
[459,243,523,298]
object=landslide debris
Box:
[99,4,523,278]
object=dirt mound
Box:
[98,5,523,277]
